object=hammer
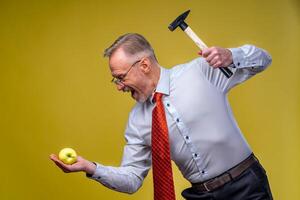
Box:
[169,10,233,78]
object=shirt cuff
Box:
[228,47,244,68]
[86,162,102,180]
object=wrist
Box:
[226,48,233,66]
[84,160,96,175]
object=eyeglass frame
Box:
[111,58,142,85]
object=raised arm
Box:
[199,44,272,92]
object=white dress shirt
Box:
[87,45,272,194]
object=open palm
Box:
[50,154,89,173]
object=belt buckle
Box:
[203,180,213,192]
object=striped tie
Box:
[151,92,176,200]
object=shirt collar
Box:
[149,67,170,103]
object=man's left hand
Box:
[200,47,233,68]
[49,154,96,175]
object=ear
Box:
[139,57,152,74]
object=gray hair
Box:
[104,33,157,62]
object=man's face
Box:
[109,48,152,102]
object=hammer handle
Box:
[184,27,208,49]
[184,27,233,78]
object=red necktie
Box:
[152,92,176,200]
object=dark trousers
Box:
[182,161,273,200]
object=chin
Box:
[133,94,148,103]
[131,89,150,103]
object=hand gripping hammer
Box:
[168,10,233,78]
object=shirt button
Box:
[193,153,198,158]
[201,170,205,174]
[185,136,189,140]
[166,103,170,107]
[176,118,180,122]
[97,176,101,179]
[237,62,240,66]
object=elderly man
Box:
[50,33,273,200]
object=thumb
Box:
[201,48,211,58]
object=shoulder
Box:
[128,101,152,127]
[125,102,152,144]
[170,57,207,79]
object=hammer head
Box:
[168,10,190,31]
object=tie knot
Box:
[154,92,163,103]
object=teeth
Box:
[123,86,131,92]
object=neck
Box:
[149,63,161,92]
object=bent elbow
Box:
[125,177,143,194]
[126,189,138,195]
[254,49,272,73]
[265,52,272,68]
[261,48,272,69]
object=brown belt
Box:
[192,154,258,193]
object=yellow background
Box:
[0,0,299,199]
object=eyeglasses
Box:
[111,59,141,85]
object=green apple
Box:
[58,147,77,165]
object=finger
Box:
[55,159,71,170]
[201,48,212,58]
[54,161,71,173]
[50,154,72,172]
[209,56,220,66]
[197,51,202,56]
[50,154,66,166]
[212,61,222,68]
[206,52,219,63]
[49,154,59,161]
[50,157,71,173]
[50,154,69,166]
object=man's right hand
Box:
[49,154,96,175]
[200,46,233,68]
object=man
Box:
[50,33,273,199]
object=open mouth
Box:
[123,86,131,92]
[122,85,138,100]
[130,89,136,97]
[123,86,136,97]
